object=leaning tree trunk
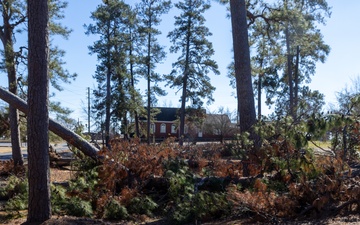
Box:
[0,86,99,160]
[27,0,51,222]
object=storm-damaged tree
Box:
[0,0,26,166]
[0,0,76,165]
[166,0,219,145]
[137,0,171,144]
[27,0,51,222]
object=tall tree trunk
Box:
[129,31,140,138]
[257,74,262,121]
[179,10,192,146]
[285,26,294,118]
[1,1,23,166]
[7,55,23,166]
[105,29,112,149]
[229,0,256,134]
[147,29,152,145]
[294,45,300,119]
[0,86,99,160]
[257,58,263,121]
[105,66,111,149]
[27,0,51,222]
[230,0,258,177]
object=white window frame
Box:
[150,123,155,134]
[171,124,176,133]
[160,123,166,133]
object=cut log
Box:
[0,86,99,161]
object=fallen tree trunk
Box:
[0,86,99,161]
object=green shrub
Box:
[65,197,93,217]
[103,199,128,220]
[165,160,231,224]
[51,184,69,214]
[5,193,27,211]
[2,175,28,211]
[193,191,231,221]
[128,196,158,216]
[2,175,28,198]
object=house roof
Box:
[155,107,179,121]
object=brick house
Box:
[147,107,179,141]
[140,107,236,142]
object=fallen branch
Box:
[0,86,99,161]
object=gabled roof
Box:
[155,107,179,121]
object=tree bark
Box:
[129,33,140,138]
[147,30,152,145]
[294,45,300,119]
[285,25,294,119]
[105,31,112,149]
[0,86,99,160]
[230,0,258,177]
[229,0,256,134]
[179,7,192,146]
[258,74,262,121]
[0,1,24,166]
[27,0,51,222]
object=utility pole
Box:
[87,87,90,134]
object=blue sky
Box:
[1,0,359,128]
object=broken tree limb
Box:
[0,86,99,161]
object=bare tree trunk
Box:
[229,0,256,134]
[0,1,24,166]
[0,86,99,160]
[294,45,300,119]
[129,36,140,138]
[27,0,51,222]
[230,0,258,177]
[179,12,192,146]
[285,24,294,119]
[105,44,111,149]
[258,74,262,121]
[147,31,152,145]
[7,66,23,166]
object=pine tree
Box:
[166,0,219,145]
[86,0,134,148]
[249,0,331,119]
[137,0,171,144]
[27,0,51,222]
[0,0,77,165]
[0,0,26,166]
[127,6,143,138]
